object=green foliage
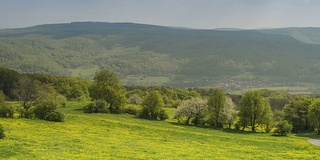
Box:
[238,90,272,132]
[258,89,292,111]
[174,97,208,125]
[308,99,320,134]
[283,96,312,132]
[32,103,64,122]
[0,105,14,118]
[128,94,143,104]
[218,97,238,129]
[123,105,140,115]
[83,99,110,114]
[0,67,20,99]
[0,90,6,104]
[139,90,166,120]
[90,70,126,113]
[32,104,54,119]
[0,124,4,139]
[44,111,64,122]
[13,76,43,112]
[273,120,293,136]
[159,109,169,121]
[207,88,226,127]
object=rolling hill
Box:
[1,22,320,91]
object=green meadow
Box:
[0,102,319,159]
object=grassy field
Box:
[0,102,319,159]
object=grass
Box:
[0,102,319,159]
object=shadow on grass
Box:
[295,132,320,139]
[221,128,260,134]
[167,121,259,134]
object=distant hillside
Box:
[1,22,320,91]
[259,27,320,44]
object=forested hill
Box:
[1,22,320,89]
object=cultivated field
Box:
[0,102,319,159]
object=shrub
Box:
[0,105,14,118]
[171,99,182,108]
[33,105,54,120]
[44,111,64,122]
[128,94,143,104]
[159,110,169,120]
[32,104,64,122]
[124,105,140,115]
[0,124,5,139]
[83,99,110,113]
[273,120,293,136]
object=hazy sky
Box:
[1,0,320,29]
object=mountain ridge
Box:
[1,22,320,91]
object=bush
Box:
[124,105,140,115]
[83,99,110,113]
[171,99,182,108]
[44,111,64,122]
[159,110,169,121]
[32,104,64,122]
[0,105,14,118]
[273,120,293,136]
[0,124,5,139]
[33,105,54,120]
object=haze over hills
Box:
[1,22,320,92]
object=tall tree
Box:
[238,90,272,132]
[90,70,126,113]
[174,97,208,125]
[14,76,44,112]
[218,97,238,129]
[207,88,226,127]
[0,90,5,104]
[308,98,320,134]
[0,67,20,99]
[283,96,312,132]
[139,90,166,120]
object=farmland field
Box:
[0,102,319,159]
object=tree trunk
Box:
[186,117,190,124]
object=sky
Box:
[1,0,320,29]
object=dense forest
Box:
[1,22,320,91]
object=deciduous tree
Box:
[90,70,126,113]
[308,99,320,134]
[283,96,312,132]
[238,90,272,132]
[207,88,226,127]
[174,97,208,125]
[14,76,45,113]
[218,97,238,129]
[140,90,167,120]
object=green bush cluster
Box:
[272,120,293,136]
[0,105,14,118]
[124,106,140,115]
[44,111,64,122]
[83,99,110,113]
[33,105,64,122]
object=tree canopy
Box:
[238,90,272,132]
[90,70,127,113]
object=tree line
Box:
[1,67,320,136]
